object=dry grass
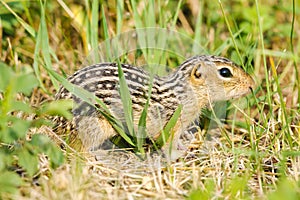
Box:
[19,128,300,199]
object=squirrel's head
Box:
[180,55,255,102]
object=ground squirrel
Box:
[53,55,254,159]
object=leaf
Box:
[228,176,249,197]
[0,62,38,96]
[39,99,73,119]
[0,150,13,172]
[18,149,39,177]
[188,179,215,200]
[46,143,65,168]
[30,133,51,149]
[0,62,14,92]
[8,101,32,113]
[0,171,23,195]
[15,73,39,96]
[267,178,299,200]
[30,134,64,168]
[1,118,31,143]
[0,152,5,171]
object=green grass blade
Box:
[171,0,183,29]
[269,59,293,147]
[290,0,300,109]
[136,109,147,155]
[130,0,148,61]
[130,0,143,29]
[101,5,112,62]
[116,61,135,138]
[136,74,154,155]
[192,1,203,55]
[91,0,99,63]
[155,104,182,148]
[146,0,155,27]
[32,18,46,91]
[145,0,156,64]
[219,1,243,68]
[116,0,124,35]
[39,0,59,89]
[254,0,273,114]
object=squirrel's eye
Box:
[219,68,233,78]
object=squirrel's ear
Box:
[191,63,202,79]
[190,62,205,85]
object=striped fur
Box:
[54,55,254,157]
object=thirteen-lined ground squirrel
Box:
[54,55,254,159]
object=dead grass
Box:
[22,112,300,199]
[19,127,300,199]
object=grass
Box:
[0,0,300,199]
